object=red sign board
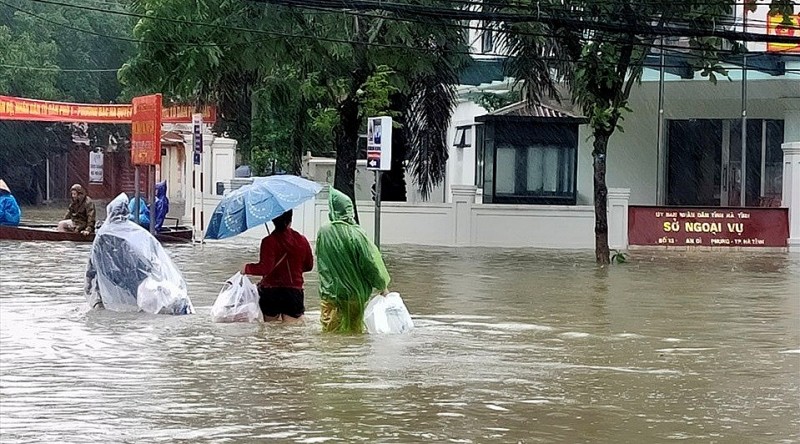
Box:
[131,94,162,166]
[629,206,789,248]
[0,95,216,124]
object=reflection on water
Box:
[1,239,798,443]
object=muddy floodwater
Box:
[1,227,798,442]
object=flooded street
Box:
[1,237,798,443]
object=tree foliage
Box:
[0,0,134,203]
[120,0,469,203]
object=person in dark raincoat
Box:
[315,188,390,333]
[58,184,96,234]
[0,179,21,226]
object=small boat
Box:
[0,224,194,243]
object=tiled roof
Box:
[488,101,581,119]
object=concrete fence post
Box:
[782,142,800,252]
[451,185,477,246]
[607,188,631,250]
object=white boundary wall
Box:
[198,185,631,250]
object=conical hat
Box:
[0,180,10,193]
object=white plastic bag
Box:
[137,277,194,315]
[210,272,262,323]
[364,292,414,334]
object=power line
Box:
[6,0,797,75]
[6,0,770,59]
[0,63,119,71]
[16,0,796,59]
[255,0,800,44]
[1,0,274,47]
[276,0,781,29]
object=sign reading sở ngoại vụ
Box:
[628,206,789,247]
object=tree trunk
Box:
[288,99,307,176]
[334,94,362,223]
[333,16,368,223]
[592,129,611,265]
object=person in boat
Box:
[0,180,21,226]
[127,181,168,230]
[84,193,193,315]
[58,184,96,235]
[153,180,169,231]
[242,209,314,323]
[127,195,150,228]
[315,188,390,333]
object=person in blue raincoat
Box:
[0,180,21,226]
[127,181,168,231]
[153,180,169,231]
[128,196,150,228]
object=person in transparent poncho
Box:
[84,193,193,315]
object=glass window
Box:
[495,146,516,194]
[494,143,576,203]
[764,120,784,203]
[475,124,485,188]
[482,27,494,53]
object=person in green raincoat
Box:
[315,188,390,333]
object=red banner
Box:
[629,206,789,248]
[131,94,162,166]
[0,95,216,124]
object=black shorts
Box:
[258,287,305,318]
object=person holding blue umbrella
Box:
[204,175,322,323]
[242,209,314,323]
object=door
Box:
[668,119,784,208]
[667,120,723,206]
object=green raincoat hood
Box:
[328,188,356,224]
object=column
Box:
[782,142,800,252]
[607,188,631,250]
[451,185,477,246]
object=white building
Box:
[195,3,800,251]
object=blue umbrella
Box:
[204,175,322,240]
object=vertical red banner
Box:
[131,94,162,166]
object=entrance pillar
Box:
[782,142,800,252]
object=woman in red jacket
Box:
[243,210,314,323]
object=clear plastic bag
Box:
[210,272,263,323]
[84,193,193,315]
[364,292,414,334]
[138,277,194,315]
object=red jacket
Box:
[244,228,314,290]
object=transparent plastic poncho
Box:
[84,193,193,315]
[315,188,390,333]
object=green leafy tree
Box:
[121,0,469,207]
[0,0,134,202]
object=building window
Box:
[475,124,485,188]
[453,125,472,148]
[478,120,579,205]
[481,27,494,53]
[494,144,576,202]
